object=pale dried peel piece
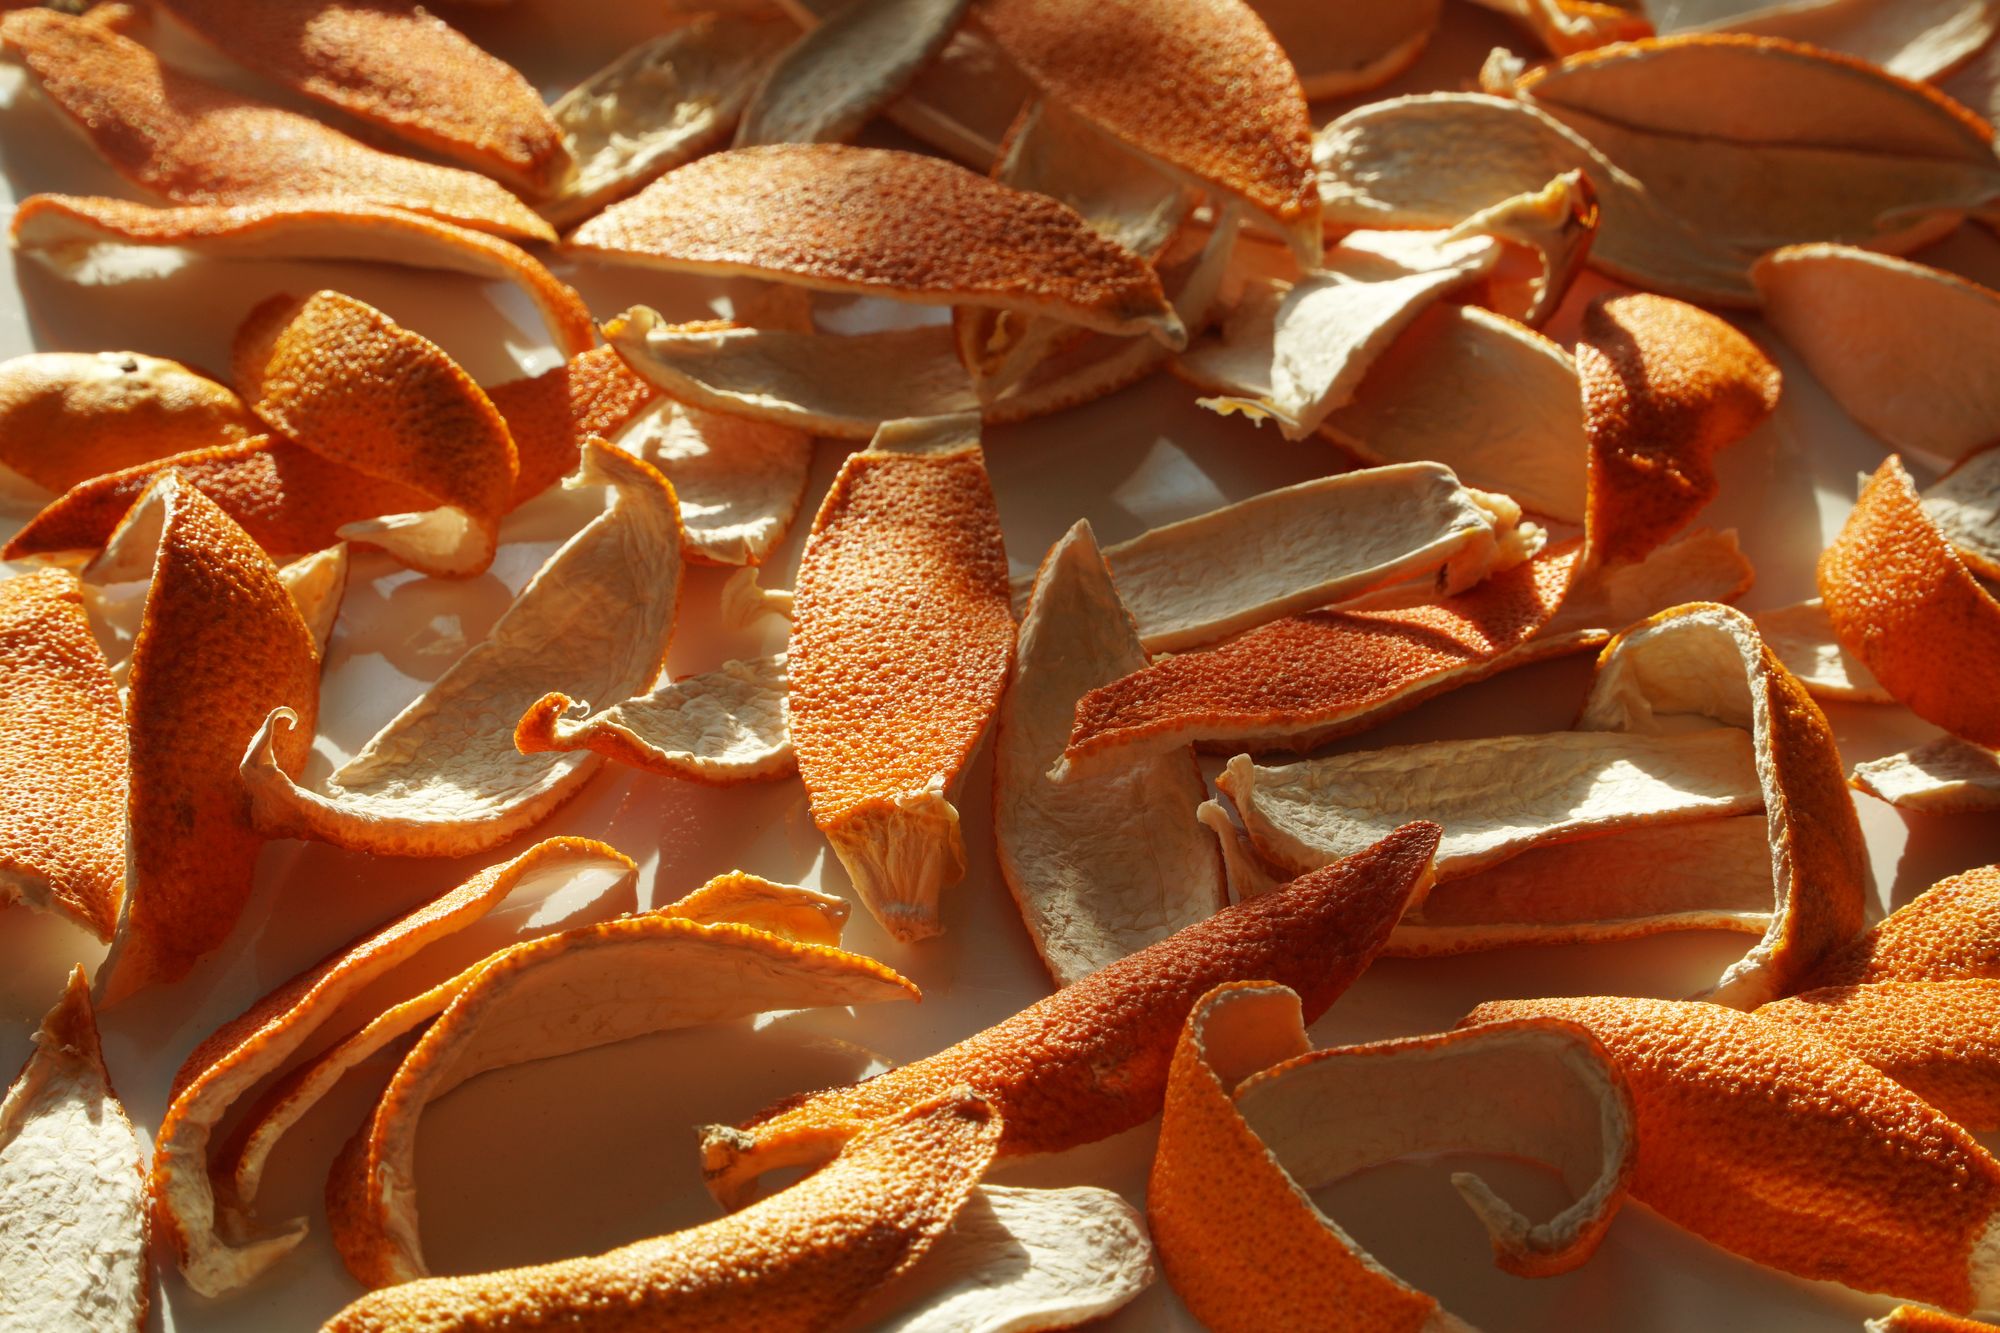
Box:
[1819,456,2000,747]
[995,521,1223,988]
[323,1091,997,1330]
[150,838,637,1296]
[1852,737,2000,814]
[0,568,126,942]
[1800,864,2000,991]
[1150,981,1633,1331]
[573,145,1181,342]
[736,0,972,147]
[1467,0,1653,53]
[515,652,793,784]
[1252,0,1440,99]
[96,474,319,1005]
[1753,245,2000,463]
[700,823,1439,1209]
[856,1184,1154,1332]
[234,290,518,578]
[1871,1307,2000,1333]
[790,419,1012,940]
[278,544,349,661]
[972,0,1320,257]
[1928,445,2000,580]
[610,397,812,566]
[0,349,256,492]
[1466,994,2000,1310]
[241,442,681,857]
[1453,169,1600,328]
[543,17,792,229]
[662,870,849,946]
[721,564,795,627]
[1752,598,1891,703]
[1197,798,1284,903]
[0,969,148,1333]
[11,195,597,359]
[1646,0,1999,82]
[0,10,555,241]
[485,345,662,508]
[328,914,921,1286]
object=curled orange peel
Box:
[1852,738,2000,815]
[482,344,661,507]
[322,1089,998,1331]
[607,396,814,566]
[735,0,971,148]
[1255,0,1441,100]
[1871,1307,2000,1333]
[1149,981,1634,1331]
[699,820,1440,1210]
[1795,864,2000,992]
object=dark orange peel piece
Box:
[0,349,257,492]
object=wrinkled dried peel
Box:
[1852,738,2000,814]
[609,397,812,566]
[516,652,793,784]
[735,0,971,148]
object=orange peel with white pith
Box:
[0,9,554,241]
[11,195,597,359]
[1149,982,1633,1332]
[1871,1307,2000,1333]
[1255,0,1439,99]
[699,821,1439,1210]
[1470,0,1652,53]
[608,396,813,567]
[1852,738,2000,815]
[1466,993,2000,1311]
[734,0,971,149]
[322,1089,997,1331]
[481,344,660,508]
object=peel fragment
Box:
[240,442,681,857]
[1468,0,1654,53]
[699,821,1439,1209]
[1797,863,2000,990]
[0,968,148,1333]
[610,397,812,566]
[1150,982,1633,1331]
[1466,994,2000,1311]
[515,652,793,784]
[736,0,972,147]
[1252,0,1440,98]
[278,544,349,661]
[484,345,662,508]
[1852,737,2000,814]
[1752,598,1890,703]
[994,521,1223,987]
[1646,0,2000,81]
[1871,1309,2000,1333]
[0,9,555,241]
[0,350,256,492]
[1928,444,2000,580]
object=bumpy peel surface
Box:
[0,349,256,492]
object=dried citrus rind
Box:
[277,545,349,661]
[11,195,597,359]
[1819,456,2000,747]
[609,398,812,566]
[1928,444,2000,581]
[96,473,320,1005]
[1798,864,2000,991]
[994,521,1224,988]
[573,145,1181,342]
[324,1089,996,1331]
[150,837,637,1296]
[0,9,555,241]
[1466,994,2000,1311]
[1644,0,1997,82]
[1752,598,1891,703]
[788,416,1012,941]
[0,568,126,942]
[699,821,1439,1208]
[1150,981,1633,1331]
[0,349,257,492]
[328,913,921,1286]
[0,968,148,1333]
[515,652,793,784]
[1252,0,1440,99]
[241,442,681,857]
[1872,1306,2000,1333]
[1852,738,2000,814]
[735,0,971,148]
[1468,0,1653,53]
[485,345,662,508]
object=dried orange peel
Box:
[1469,0,1652,53]
[484,344,661,508]
[608,398,813,566]
[699,820,1439,1208]
[0,567,126,942]
[1642,1,1996,81]
[0,9,555,241]
[0,349,257,492]
[241,441,681,857]
[0,967,149,1333]
[1467,994,2000,1311]
[1872,1306,2000,1333]
[1752,598,1891,703]
[1852,738,2000,815]
[994,521,1224,987]
[1254,0,1440,99]
[1927,443,2000,581]
[1150,981,1634,1331]
[323,1090,997,1331]
[735,0,971,148]
[787,415,1013,941]
[1798,864,2000,991]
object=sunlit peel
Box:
[0,349,257,492]
[485,345,661,508]
[735,0,972,148]
[515,652,793,784]
[277,544,348,662]
[1851,738,2000,814]
[609,397,812,566]
[1870,1307,2000,1333]
[1927,444,2000,581]
[1647,0,1998,83]
[1467,0,1652,53]
[1797,864,2000,991]
[1450,168,1599,327]
[1251,0,1440,99]
[1751,599,1890,703]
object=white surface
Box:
[0,3,1993,1330]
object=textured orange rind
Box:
[0,349,256,492]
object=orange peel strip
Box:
[485,345,662,508]
[11,195,597,360]
[1872,1306,2000,1333]
[609,397,813,566]
[788,415,1013,941]
[1797,864,2000,991]
[322,1090,997,1330]
[1927,443,2000,581]
[0,967,148,1333]
[150,837,638,1296]
[0,568,126,941]
[95,472,320,1004]
[1819,456,2000,748]
[1150,981,1633,1331]
[698,820,1440,1209]
[1752,598,1891,703]
[0,9,555,241]
[155,0,569,195]
[1466,993,2000,1310]
[0,349,256,492]
[515,651,794,784]
[278,544,349,662]
[1253,0,1440,99]
[572,144,1181,343]
[1647,0,1997,84]
[1852,737,2000,814]
[994,521,1224,988]
[735,0,972,148]
[240,442,680,857]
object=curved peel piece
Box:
[790,418,1012,940]
[0,350,257,492]
[323,1090,997,1329]
[279,545,350,661]
[1150,982,1632,1331]
[1852,738,2000,814]
[610,398,812,566]
[1649,0,1999,81]
[995,521,1223,988]
[1753,598,1890,703]
[241,442,681,857]
[0,10,555,241]
[1871,1308,2000,1333]
[1928,444,2000,581]
[0,568,126,942]
[699,821,1440,1208]
[486,346,661,508]
[1469,0,1653,53]
[1254,0,1439,98]
[515,652,793,784]
[0,968,148,1333]
[735,0,972,147]
[1798,864,2000,991]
